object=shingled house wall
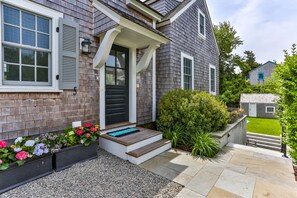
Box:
[156,0,219,106]
[0,0,99,140]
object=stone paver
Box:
[140,144,297,198]
[176,188,205,198]
[214,169,256,197]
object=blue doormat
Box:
[108,127,140,137]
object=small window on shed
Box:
[266,106,275,113]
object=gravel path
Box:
[1,149,182,198]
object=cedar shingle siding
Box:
[0,0,99,140]
[156,0,219,104]
[0,0,219,138]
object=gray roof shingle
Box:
[240,94,279,104]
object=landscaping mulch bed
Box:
[1,149,182,198]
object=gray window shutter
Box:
[59,18,79,90]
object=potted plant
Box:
[52,123,100,171]
[0,138,52,193]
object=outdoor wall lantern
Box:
[81,38,92,54]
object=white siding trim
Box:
[0,0,63,92]
[181,52,194,90]
[265,106,275,113]
[198,9,206,39]
[170,0,196,23]
[209,64,216,95]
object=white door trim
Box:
[100,40,137,130]
[249,103,257,117]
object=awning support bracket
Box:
[93,26,122,69]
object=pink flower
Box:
[85,133,91,138]
[16,151,28,161]
[76,129,83,136]
[0,159,3,164]
[0,140,7,148]
[90,127,97,133]
[83,123,93,128]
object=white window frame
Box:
[181,52,194,90]
[198,9,206,39]
[0,0,63,92]
[266,106,275,113]
[209,64,216,95]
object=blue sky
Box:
[207,0,297,63]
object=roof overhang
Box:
[93,0,169,45]
[126,0,163,21]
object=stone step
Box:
[247,143,281,151]
[247,132,281,140]
[127,139,172,165]
[247,138,281,147]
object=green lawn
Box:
[247,117,282,136]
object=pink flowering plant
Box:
[0,137,49,171]
[62,123,100,147]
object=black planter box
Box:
[53,141,98,172]
[0,154,53,194]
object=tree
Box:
[241,50,260,78]
[213,22,243,88]
[275,44,297,162]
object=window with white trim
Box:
[209,64,216,95]
[266,106,275,113]
[181,52,194,90]
[0,0,63,92]
[2,5,51,85]
[198,9,205,38]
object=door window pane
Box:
[106,50,116,67]
[22,12,35,30]
[37,68,48,82]
[116,51,125,68]
[117,69,125,85]
[37,52,49,67]
[22,29,36,46]
[4,46,19,63]
[4,6,20,26]
[37,17,49,33]
[4,25,20,43]
[37,33,49,49]
[4,64,20,81]
[22,66,35,81]
[106,67,115,85]
[21,49,35,65]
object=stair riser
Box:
[128,143,172,165]
[247,143,281,151]
[247,137,281,143]
[247,133,280,140]
[247,140,281,147]
[127,134,163,152]
[99,138,128,160]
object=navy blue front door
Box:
[105,45,129,125]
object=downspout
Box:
[152,20,157,122]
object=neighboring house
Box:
[240,94,279,118]
[0,0,218,163]
[249,61,276,85]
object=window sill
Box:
[0,86,63,93]
[210,92,216,96]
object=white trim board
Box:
[126,0,162,21]
[0,0,63,93]
[209,64,216,95]
[181,52,194,90]
[198,9,206,39]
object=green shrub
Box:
[191,132,220,157]
[229,108,245,124]
[275,44,297,162]
[157,89,229,158]
[158,89,229,135]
